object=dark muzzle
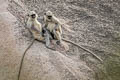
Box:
[31,14,36,18]
[47,16,52,19]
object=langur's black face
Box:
[28,11,38,19]
[31,14,36,19]
[45,11,53,20]
[47,15,52,20]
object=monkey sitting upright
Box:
[26,11,44,41]
[43,11,62,45]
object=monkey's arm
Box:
[37,23,43,35]
[43,15,47,23]
[53,17,62,34]
[62,38,103,63]
[52,16,61,24]
[25,19,33,35]
[53,17,73,33]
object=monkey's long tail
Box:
[62,38,103,62]
[18,39,35,80]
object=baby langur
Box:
[27,11,44,40]
[43,11,62,45]
[42,27,53,48]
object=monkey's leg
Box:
[18,39,35,80]
[44,30,56,50]
[33,32,44,41]
[44,30,51,47]
[53,30,62,45]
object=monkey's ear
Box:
[44,13,46,15]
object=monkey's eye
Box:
[47,16,52,19]
[48,15,52,17]
[31,14,36,18]
[31,14,35,16]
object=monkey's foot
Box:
[61,42,69,51]
[55,41,69,51]
[56,40,62,45]
[46,44,56,51]
[54,45,65,52]
[49,40,69,52]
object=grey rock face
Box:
[0,0,120,80]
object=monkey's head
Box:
[28,11,38,19]
[45,11,53,20]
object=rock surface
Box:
[0,0,120,80]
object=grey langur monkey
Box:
[18,11,45,80]
[26,11,44,40]
[43,11,103,62]
[43,11,62,45]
